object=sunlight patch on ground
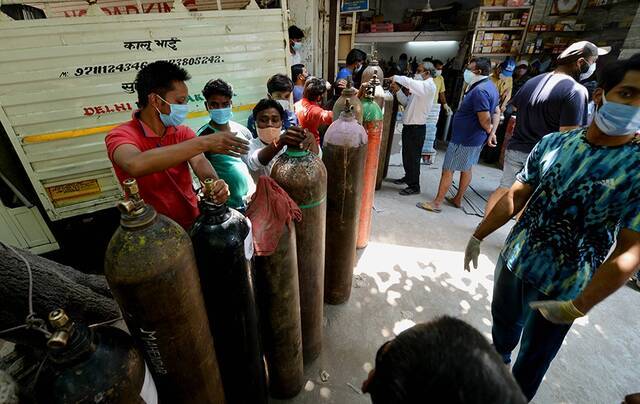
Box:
[354,241,497,302]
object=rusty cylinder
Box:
[271,148,327,362]
[376,89,395,190]
[323,102,368,304]
[357,77,384,249]
[104,179,225,404]
[253,223,304,399]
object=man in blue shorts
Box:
[418,57,500,212]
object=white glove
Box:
[464,236,481,271]
[529,300,585,324]
[443,104,453,115]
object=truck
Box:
[0,0,293,255]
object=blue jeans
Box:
[491,258,571,401]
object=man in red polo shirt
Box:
[294,77,333,145]
[106,61,249,229]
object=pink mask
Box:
[257,126,281,144]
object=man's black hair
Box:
[367,316,527,404]
[598,53,640,93]
[433,59,444,67]
[135,60,191,107]
[291,64,305,80]
[288,25,304,40]
[303,77,326,100]
[346,49,367,66]
[470,57,492,76]
[267,74,294,94]
[252,98,286,121]
[202,78,233,100]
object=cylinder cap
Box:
[49,309,69,329]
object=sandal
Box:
[445,197,462,209]
[416,202,441,213]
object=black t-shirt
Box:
[508,72,588,154]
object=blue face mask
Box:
[156,95,188,127]
[594,93,640,136]
[463,69,475,84]
[208,107,233,125]
[292,41,303,51]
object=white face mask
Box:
[580,61,597,81]
[276,99,291,111]
[414,73,424,81]
[434,69,442,77]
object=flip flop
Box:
[445,197,462,209]
[416,202,441,213]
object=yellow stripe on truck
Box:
[22,104,257,144]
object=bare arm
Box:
[473,181,534,240]
[573,229,640,314]
[189,153,218,182]
[112,133,249,178]
[438,91,447,105]
[258,143,284,166]
[113,140,209,178]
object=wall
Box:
[621,4,640,58]
[367,41,460,62]
[378,0,480,23]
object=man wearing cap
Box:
[490,58,516,113]
[484,41,609,216]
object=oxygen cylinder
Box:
[253,223,304,399]
[323,101,368,304]
[104,179,225,404]
[271,148,327,362]
[190,179,267,404]
[361,53,385,108]
[382,96,399,181]
[357,77,384,249]
[332,81,363,124]
[36,309,158,404]
[376,89,395,190]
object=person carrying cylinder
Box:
[294,77,334,145]
[245,99,320,181]
[105,61,248,229]
[388,64,437,196]
[196,78,255,213]
[247,74,299,138]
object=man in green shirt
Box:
[197,79,255,211]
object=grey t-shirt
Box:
[508,72,588,154]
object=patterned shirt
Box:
[501,128,640,300]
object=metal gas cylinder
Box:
[190,179,267,404]
[376,89,395,190]
[36,309,158,404]
[322,101,368,304]
[271,148,327,362]
[332,81,363,124]
[253,223,304,399]
[104,179,225,404]
[361,52,385,108]
[357,78,385,249]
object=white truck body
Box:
[0,0,291,251]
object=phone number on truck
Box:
[74,56,224,77]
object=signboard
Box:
[340,0,369,13]
[25,0,251,18]
[0,8,289,221]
